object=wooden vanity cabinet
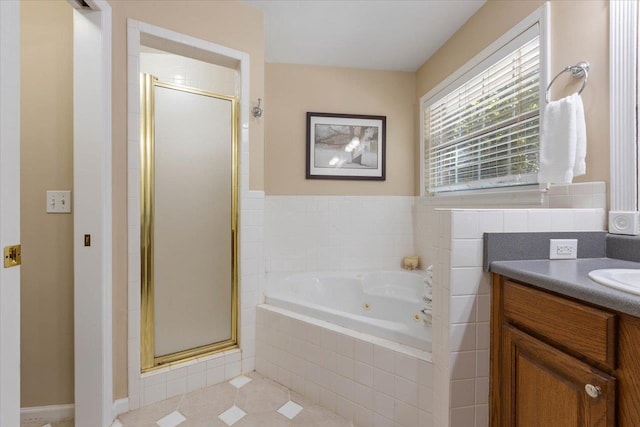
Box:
[490,274,640,427]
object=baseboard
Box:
[21,404,74,423]
[21,399,130,425]
[112,397,129,419]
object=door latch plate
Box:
[4,245,21,268]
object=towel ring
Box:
[545,61,589,103]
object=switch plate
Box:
[549,239,578,260]
[46,190,71,213]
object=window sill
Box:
[420,185,545,207]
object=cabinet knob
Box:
[585,384,602,398]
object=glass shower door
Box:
[140,74,238,370]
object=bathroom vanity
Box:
[490,267,640,427]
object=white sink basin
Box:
[588,269,640,295]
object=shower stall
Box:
[139,70,238,371]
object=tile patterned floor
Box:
[117,371,352,427]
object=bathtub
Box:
[265,270,431,352]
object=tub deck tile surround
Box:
[257,189,606,426]
[255,305,434,427]
[415,203,606,427]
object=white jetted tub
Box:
[265,270,431,352]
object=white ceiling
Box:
[239,0,486,72]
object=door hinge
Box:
[4,245,21,268]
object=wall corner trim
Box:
[609,0,638,212]
[112,398,129,420]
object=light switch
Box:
[46,190,72,213]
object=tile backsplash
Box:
[546,181,607,209]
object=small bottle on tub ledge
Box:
[421,265,433,326]
[402,255,420,270]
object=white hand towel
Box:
[537,93,587,184]
[573,95,587,176]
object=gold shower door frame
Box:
[140,74,239,372]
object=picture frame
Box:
[306,112,386,180]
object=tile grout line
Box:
[233,386,237,406]
[285,388,294,425]
[176,392,186,415]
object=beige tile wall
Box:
[256,305,434,427]
[416,203,607,427]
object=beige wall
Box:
[265,63,416,195]
[110,0,264,399]
[415,0,610,194]
[20,0,74,407]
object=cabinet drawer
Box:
[503,280,617,368]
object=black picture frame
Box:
[306,112,386,180]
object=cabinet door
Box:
[502,326,615,427]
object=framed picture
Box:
[306,112,386,180]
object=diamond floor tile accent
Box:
[218,405,247,426]
[229,375,252,389]
[156,410,186,427]
[114,371,351,427]
[277,400,303,420]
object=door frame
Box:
[0,1,22,426]
[70,0,114,425]
[127,20,251,410]
[1,1,113,425]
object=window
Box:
[421,9,548,195]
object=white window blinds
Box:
[424,25,541,194]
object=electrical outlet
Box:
[46,190,72,213]
[549,239,578,260]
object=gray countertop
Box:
[490,258,640,317]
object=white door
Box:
[0,3,113,425]
[72,2,113,425]
[0,1,22,426]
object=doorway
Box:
[20,2,74,420]
[127,20,253,411]
[8,0,113,426]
